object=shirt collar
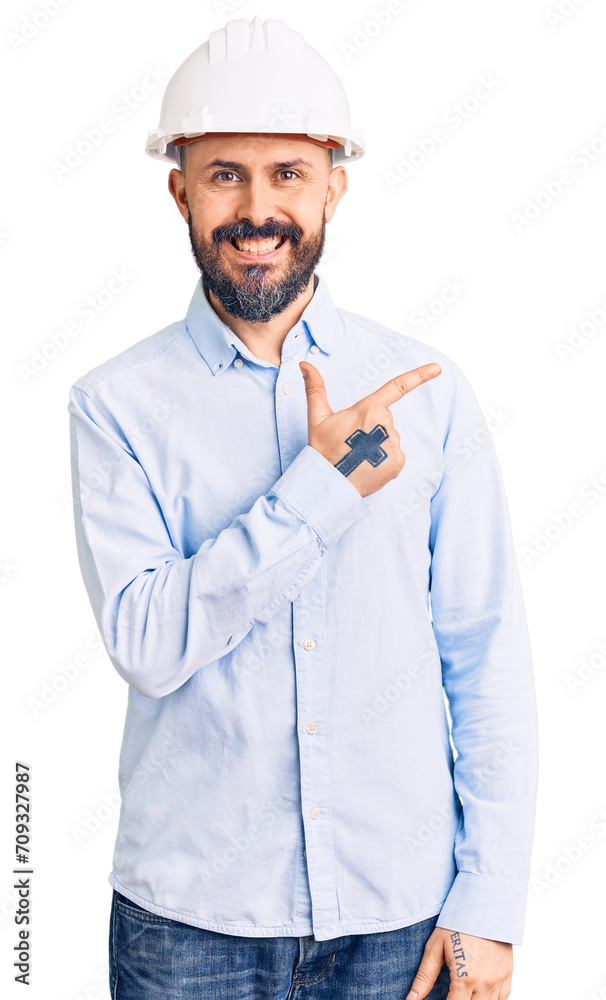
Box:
[185,272,339,376]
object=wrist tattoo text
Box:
[334,424,389,477]
[450,931,468,978]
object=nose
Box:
[234,175,278,229]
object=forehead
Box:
[184,134,329,170]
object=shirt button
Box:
[234,358,243,367]
[310,345,320,354]
[306,722,318,735]
[303,849,307,858]
[281,383,291,395]
[303,638,316,650]
[310,807,321,820]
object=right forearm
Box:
[74,444,371,699]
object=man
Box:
[68,16,538,1000]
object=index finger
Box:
[363,363,442,409]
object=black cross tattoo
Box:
[334,424,389,477]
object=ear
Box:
[168,168,190,224]
[324,165,347,223]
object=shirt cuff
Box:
[271,444,372,549]
[434,871,529,945]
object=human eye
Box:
[214,171,239,182]
[277,169,298,181]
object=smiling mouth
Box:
[228,235,287,256]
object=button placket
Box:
[292,571,339,938]
[274,338,337,935]
[274,347,318,927]
[274,353,301,470]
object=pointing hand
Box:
[299,361,442,498]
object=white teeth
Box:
[233,237,281,254]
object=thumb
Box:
[405,945,444,1000]
[299,361,333,425]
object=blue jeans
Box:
[109,889,451,998]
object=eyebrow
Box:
[202,158,314,172]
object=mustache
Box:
[212,220,303,245]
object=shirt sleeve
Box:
[428,362,539,946]
[68,383,371,700]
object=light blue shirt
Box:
[68,274,538,944]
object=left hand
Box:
[405,926,513,999]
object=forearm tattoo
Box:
[334,425,389,477]
[450,932,468,978]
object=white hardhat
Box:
[146,16,365,167]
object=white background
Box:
[2,0,606,997]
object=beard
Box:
[187,211,326,323]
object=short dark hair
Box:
[178,143,187,176]
[178,142,333,176]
